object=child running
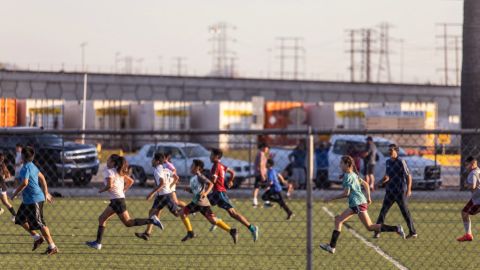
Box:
[457,156,480,242]
[207,148,259,242]
[164,151,187,209]
[261,159,294,220]
[180,159,238,243]
[135,152,192,241]
[320,155,405,254]
[11,146,58,255]
[86,154,163,250]
[0,153,16,220]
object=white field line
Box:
[321,206,408,270]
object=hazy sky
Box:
[0,0,462,83]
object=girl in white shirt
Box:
[86,154,163,250]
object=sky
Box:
[0,0,463,84]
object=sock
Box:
[330,230,341,248]
[380,224,397,232]
[32,234,41,241]
[182,217,193,232]
[215,219,231,232]
[48,243,56,249]
[248,224,256,232]
[265,200,271,205]
[464,221,472,234]
[96,226,105,244]
[253,198,258,205]
[8,207,16,216]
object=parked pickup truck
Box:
[0,129,100,186]
[270,134,442,190]
[126,142,253,188]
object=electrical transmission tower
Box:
[345,28,377,83]
[275,37,306,80]
[208,22,237,77]
[436,23,462,86]
[377,22,393,82]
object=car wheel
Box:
[131,166,147,186]
[72,172,93,186]
[426,183,437,191]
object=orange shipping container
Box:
[263,101,305,146]
[0,98,17,127]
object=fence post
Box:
[306,127,314,270]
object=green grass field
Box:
[0,197,479,269]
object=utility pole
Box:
[345,28,377,83]
[275,37,306,80]
[172,57,187,76]
[208,22,237,77]
[436,23,462,85]
[346,30,357,82]
[80,42,88,72]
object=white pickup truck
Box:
[269,135,442,190]
[126,142,254,188]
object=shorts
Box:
[152,193,179,214]
[463,199,480,215]
[208,191,234,210]
[109,198,127,215]
[184,202,215,219]
[254,175,267,189]
[350,203,369,214]
[364,164,376,175]
[15,202,46,230]
[291,168,306,185]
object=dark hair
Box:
[109,154,129,176]
[22,146,35,162]
[466,156,477,163]
[192,159,204,169]
[267,159,274,167]
[0,153,9,178]
[16,143,22,148]
[388,144,399,151]
[341,155,359,174]
[258,142,269,149]
[211,148,223,159]
[366,136,373,141]
[153,152,166,162]
[164,151,172,158]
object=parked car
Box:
[0,129,100,186]
[269,135,442,190]
[126,142,253,188]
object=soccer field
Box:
[0,197,478,269]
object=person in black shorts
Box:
[363,136,377,191]
[86,154,164,250]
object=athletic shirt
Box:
[154,164,174,195]
[103,167,125,200]
[190,173,211,206]
[211,161,228,192]
[18,162,45,204]
[267,168,283,193]
[342,172,367,208]
[467,168,480,205]
[385,158,410,193]
[164,161,177,192]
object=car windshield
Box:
[36,134,63,146]
[375,142,407,156]
[183,145,210,158]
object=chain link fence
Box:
[0,128,478,269]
